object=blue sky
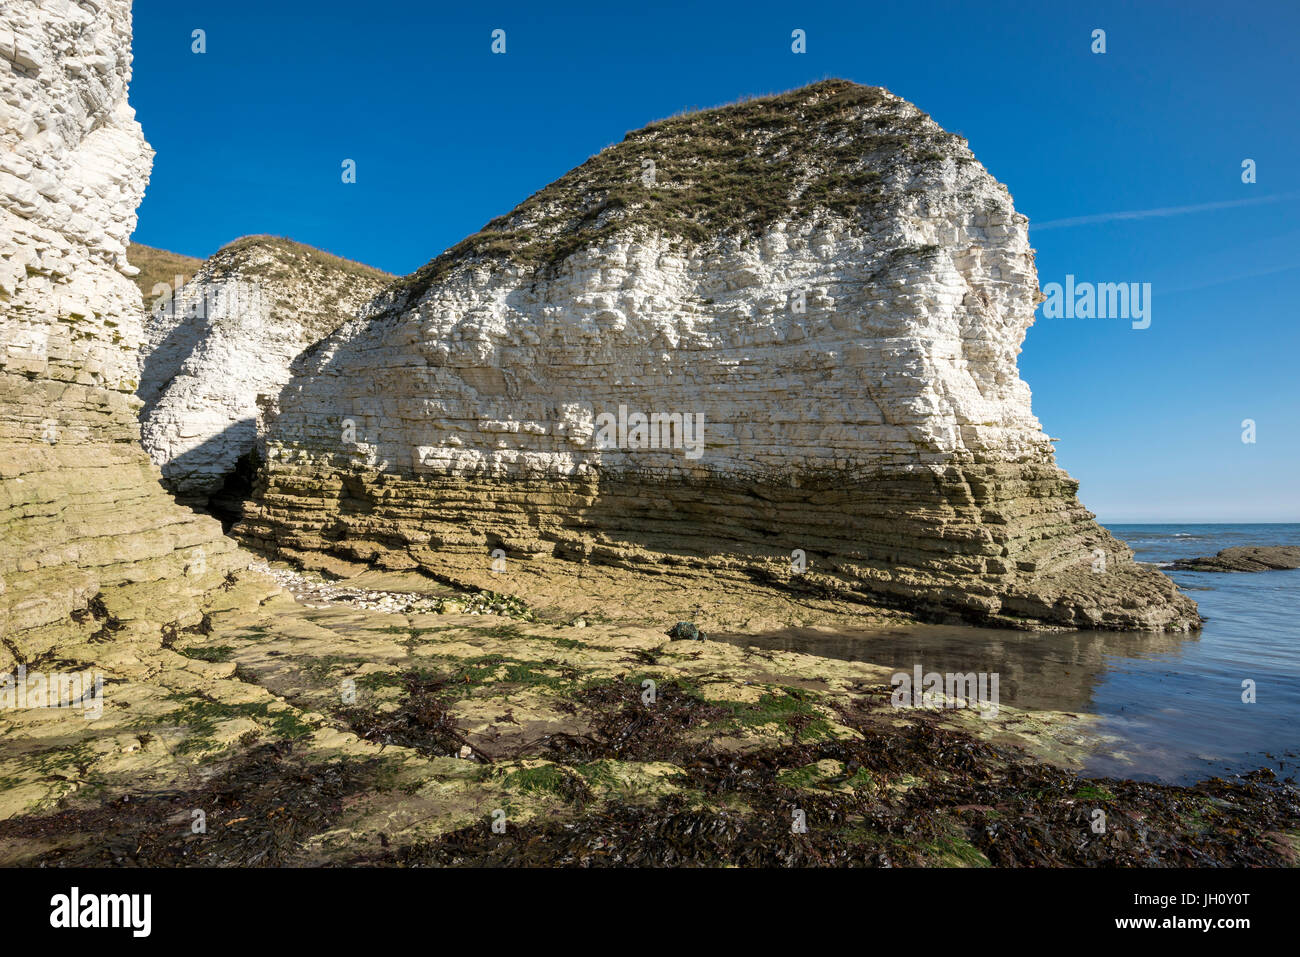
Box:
[129,0,1299,522]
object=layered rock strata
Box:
[0,0,238,664]
[138,236,391,503]
[238,80,1199,631]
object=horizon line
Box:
[1097,519,1300,525]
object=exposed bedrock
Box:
[137,236,391,512]
[237,80,1199,632]
[0,0,239,664]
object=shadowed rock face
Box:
[0,0,237,663]
[237,80,1199,632]
[137,236,391,501]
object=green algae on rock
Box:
[0,574,1288,867]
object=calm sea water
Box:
[717,524,1300,784]
[1086,523,1300,782]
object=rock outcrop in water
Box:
[138,236,391,503]
[1169,546,1300,573]
[0,0,238,663]
[236,80,1199,631]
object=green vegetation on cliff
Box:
[213,235,393,286]
[127,242,204,304]
[389,79,963,304]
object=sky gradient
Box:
[129,0,1300,522]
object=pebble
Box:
[248,559,531,618]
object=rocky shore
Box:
[0,560,1293,867]
[3,0,1272,871]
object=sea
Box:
[718,523,1300,785]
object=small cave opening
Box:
[176,449,262,534]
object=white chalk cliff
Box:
[0,0,237,661]
[137,236,391,500]
[234,80,1198,630]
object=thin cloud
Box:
[1163,260,1300,295]
[1032,192,1300,231]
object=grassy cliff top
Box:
[212,235,394,283]
[141,236,395,346]
[132,237,392,314]
[389,79,971,306]
[128,243,205,302]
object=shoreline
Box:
[0,557,1294,867]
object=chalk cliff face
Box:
[0,0,236,663]
[238,80,1198,631]
[138,236,391,501]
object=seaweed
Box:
[335,669,492,762]
[363,699,1300,867]
[0,743,384,866]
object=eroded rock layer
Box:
[138,236,391,501]
[238,81,1198,631]
[0,0,237,663]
